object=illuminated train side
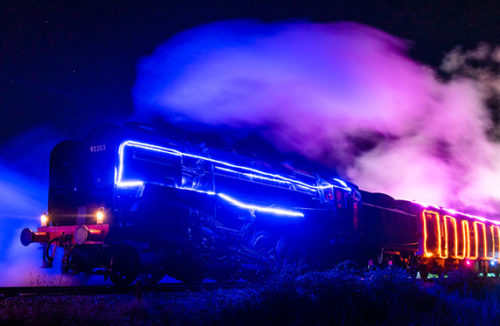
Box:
[20,124,361,285]
[421,209,500,265]
[19,124,500,284]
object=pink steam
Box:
[133,20,500,214]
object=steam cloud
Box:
[0,163,50,286]
[0,129,81,286]
[134,20,500,214]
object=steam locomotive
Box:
[20,123,500,284]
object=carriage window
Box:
[122,146,182,187]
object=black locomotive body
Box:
[21,124,500,284]
[21,124,358,284]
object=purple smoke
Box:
[133,20,500,213]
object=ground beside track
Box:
[2,264,500,325]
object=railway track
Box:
[4,274,498,298]
[0,282,249,298]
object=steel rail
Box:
[0,282,254,298]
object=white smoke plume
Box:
[0,129,82,286]
[133,20,500,214]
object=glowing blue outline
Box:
[113,140,356,219]
[116,140,351,192]
[214,166,315,192]
[158,185,303,218]
[217,193,304,218]
[116,141,182,188]
[333,178,350,189]
[215,166,293,185]
[177,187,216,196]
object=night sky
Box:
[1,0,498,151]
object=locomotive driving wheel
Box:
[109,244,139,286]
[276,236,308,271]
[248,231,279,276]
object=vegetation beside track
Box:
[1,263,500,325]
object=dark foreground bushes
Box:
[2,263,500,325]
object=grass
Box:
[2,263,500,325]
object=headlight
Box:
[96,208,105,224]
[40,213,49,227]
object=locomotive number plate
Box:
[90,144,106,153]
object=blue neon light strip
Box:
[177,187,303,217]
[217,193,304,217]
[333,178,349,189]
[214,166,315,193]
[116,140,351,192]
[114,140,352,218]
[116,141,182,188]
[215,166,292,185]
